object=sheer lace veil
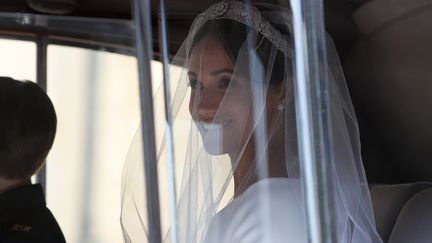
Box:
[121,1,382,242]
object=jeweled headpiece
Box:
[193,0,292,57]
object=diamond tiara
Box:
[196,0,292,57]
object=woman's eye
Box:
[218,78,232,89]
[188,78,199,89]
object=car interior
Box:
[0,0,431,242]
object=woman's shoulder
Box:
[205,178,307,243]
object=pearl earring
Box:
[276,104,285,111]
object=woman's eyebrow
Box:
[187,71,197,76]
[187,68,234,77]
[210,68,233,76]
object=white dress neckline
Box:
[204,178,307,243]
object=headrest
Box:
[388,187,432,243]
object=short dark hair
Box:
[0,77,57,179]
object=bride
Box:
[121,1,383,243]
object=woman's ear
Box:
[270,79,294,110]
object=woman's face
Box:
[188,36,281,156]
[188,36,252,155]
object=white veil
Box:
[121,1,382,243]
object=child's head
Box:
[0,77,57,179]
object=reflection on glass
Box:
[121,1,382,243]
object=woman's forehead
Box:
[188,36,234,74]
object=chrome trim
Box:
[158,0,179,242]
[0,12,134,54]
[133,0,163,242]
[290,0,336,242]
[35,36,48,195]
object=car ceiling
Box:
[1,0,430,184]
[0,0,363,51]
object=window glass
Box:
[0,38,36,80]
[46,45,141,243]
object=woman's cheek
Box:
[188,92,197,119]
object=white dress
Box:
[204,178,307,243]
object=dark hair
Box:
[189,19,291,86]
[0,77,57,179]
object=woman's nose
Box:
[196,89,220,120]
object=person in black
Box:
[0,77,65,242]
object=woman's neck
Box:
[230,133,287,197]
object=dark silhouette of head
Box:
[0,77,57,179]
